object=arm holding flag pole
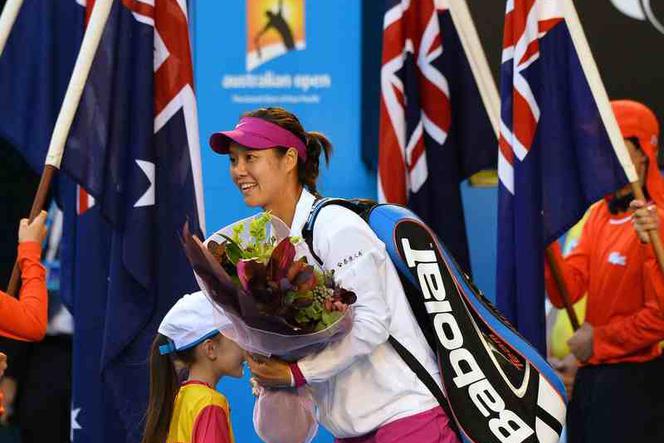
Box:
[5,0,114,295]
[561,0,664,309]
[0,0,24,57]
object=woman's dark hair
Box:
[141,334,195,443]
[243,107,332,197]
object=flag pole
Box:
[6,0,114,295]
[562,0,664,309]
[545,247,581,330]
[447,0,583,327]
[446,0,500,138]
[0,0,23,57]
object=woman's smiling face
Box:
[228,143,293,208]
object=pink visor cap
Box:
[209,117,307,161]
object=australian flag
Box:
[2,0,204,441]
[496,0,627,353]
[378,0,496,273]
[64,1,205,441]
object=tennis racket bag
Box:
[303,198,567,443]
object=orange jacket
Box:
[546,202,664,365]
[0,242,47,341]
[0,241,47,417]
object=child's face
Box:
[212,334,245,379]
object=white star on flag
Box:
[71,407,82,442]
[134,159,156,208]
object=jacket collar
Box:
[290,188,316,236]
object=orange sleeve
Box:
[544,218,593,308]
[0,242,47,341]
[592,233,664,361]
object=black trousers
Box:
[567,356,664,443]
[15,335,72,443]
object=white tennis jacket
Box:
[290,189,441,438]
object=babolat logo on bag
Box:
[394,218,565,442]
[304,199,567,443]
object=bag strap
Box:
[302,197,374,266]
[387,336,460,436]
[302,197,335,266]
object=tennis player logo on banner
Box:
[247,0,306,71]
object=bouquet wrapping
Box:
[181,213,356,443]
[253,386,318,443]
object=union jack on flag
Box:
[498,1,563,194]
[379,0,451,202]
[496,0,627,353]
[378,0,495,272]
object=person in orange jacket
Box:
[546,100,664,443]
[0,210,49,341]
[0,210,48,417]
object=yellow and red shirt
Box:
[167,380,234,443]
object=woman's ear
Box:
[284,147,299,172]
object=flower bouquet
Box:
[181,212,356,443]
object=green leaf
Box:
[219,234,244,265]
[311,301,323,315]
[284,291,296,306]
[314,270,325,286]
[295,310,309,325]
[249,212,271,247]
[231,223,245,245]
[299,305,314,321]
[322,310,343,327]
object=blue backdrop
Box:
[194,1,369,442]
[193,2,497,442]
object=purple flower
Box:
[237,259,267,292]
[267,238,296,282]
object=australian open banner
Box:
[194,2,369,441]
[195,0,372,230]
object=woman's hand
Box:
[18,210,48,244]
[631,200,659,243]
[247,354,292,388]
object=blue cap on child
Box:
[157,291,234,355]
